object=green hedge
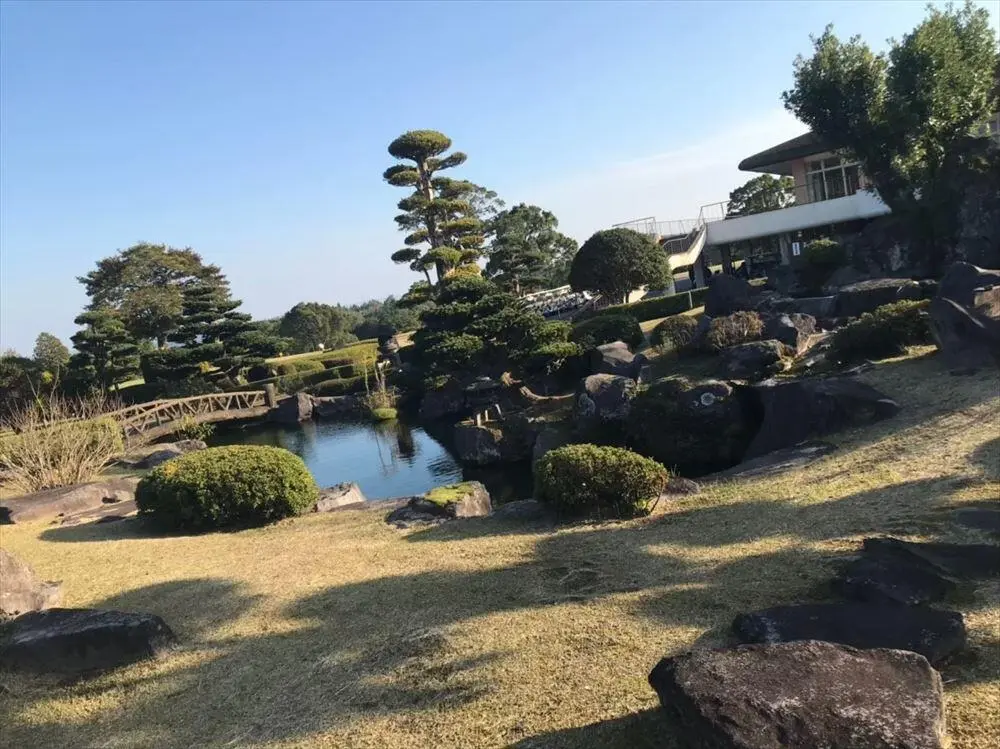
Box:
[275,359,326,376]
[571,314,644,350]
[651,315,701,353]
[135,445,319,531]
[577,287,709,324]
[829,300,931,363]
[310,376,366,396]
[534,444,669,519]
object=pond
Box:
[210,417,531,503]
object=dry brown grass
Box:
[1,348,998,748]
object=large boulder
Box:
[929,262,1000,368]
[704,274,753,317]
[588,341,647,380]
[418,385,467,421]
[732,603,966,665]
[706,441,836,482]
[313,395,365,419]
[763,312,816,354]
[936,261,1000,310]
[385,481,492,528]
[453,414,537,466]
[270,392,314,424]
[648,641,945,749]
[0,550,62,620]
[929,297,1000,368]
[835,278,922,318]
[531,424,573,464]
[315,482,367,512]
[720,340,790,381]
[626,377,757,476]
[742,377,900,460]
[0,477,141,525]
[575,374,637,427]
[860,537,1000,579]
[0,608,177,678]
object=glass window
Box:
[804,157,862,202]
[823,156,842,169]
[827,169,847,199]
[808,170,827,202]
[844,164,861,194]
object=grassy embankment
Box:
[1,347,998,749]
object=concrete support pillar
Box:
[720,245,734,275]
[693,256,707,288]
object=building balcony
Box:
[703,189,890,246]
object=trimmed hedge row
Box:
[576,287,709,324]
[829,300,931,363]
[310,376,367,396]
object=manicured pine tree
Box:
[69,309,140,391]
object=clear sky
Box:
[2,0,997,353]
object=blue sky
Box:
[2,0,997,353]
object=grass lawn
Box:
[266,340,378,366]
[2,350,998,748]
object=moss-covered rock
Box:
[626,377,757,476]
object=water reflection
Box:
[212,416,534,503]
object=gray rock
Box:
[0,550,62,620]
[763,313,816,354]
[385,481,492,528]
[0,608,177,678]
[862,537,1000,580]
[835,278,922,318]
[936,261,1000,309]
[531,425,573,464]
[575,374,637,426]
[270,392,314,424]
[588,341,647,379]
[454,414,536,466]
[770,295,837,318]
[704,274,753,317]
[418,385,467,421]
[834,556,956,607]
[315,482,367,512]
[0,478,141,525]
[131,439,207,469]
[491,499,551,522]
[664,477,701,495]
[58,499,138,526]
[742,377,900,460]
[648,641,945,749]
[720,340,790,381]
[929,296,1000,369]
[706,441,836,482]
[732,603,966,665]
[313,395,365,419]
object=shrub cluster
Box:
[534,444,669,519]
[800,238,848,292]
[829,299,931,362]
[651,315,700,354]
[311,376,366,396]
[704,311,764,351]
[570,314,644,351]
[135,445,319,531]
[576,287,710,324]
[275,359,326,377]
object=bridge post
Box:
[264,383,278,408]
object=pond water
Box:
[210,417,531,502]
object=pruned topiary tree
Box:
[384,130,494,284]
[569,228,670,305]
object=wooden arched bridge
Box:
[108,390,273,442]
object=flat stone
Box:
[122,440,207,469]
[385,482,492,529]
[315,482,367,512]
[706,441,836,481]
[491,499,551,522]
[58,499,138,526]
[863,537,1000,580]
[732,602,967,665]
[648,641,945,749]
[0,478,141,525]
[0,608,177,677]
[588,341,647,379]
[664,477,701,495]
[954,508,1000,536]
[0,550,62,620]
[835,278,922,318]
[833,556,956,607]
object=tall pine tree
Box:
[69,309,140,391]
[383,130,491,284]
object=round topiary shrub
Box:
[534,443,669,518]
[800,238,848,292]
[651,315,700,354]
[135,445,319,531]
[704,311,764,352]
[571,314,644,351]
[829,299,931,363]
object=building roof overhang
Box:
[738,131,831,175]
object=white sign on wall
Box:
[791,241,801,256]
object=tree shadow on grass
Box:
[506,708,673,749]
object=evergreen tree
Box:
[69,309,140,391]
[485,204,579,295]
[32,332,71,376]
[383,130,491,284]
